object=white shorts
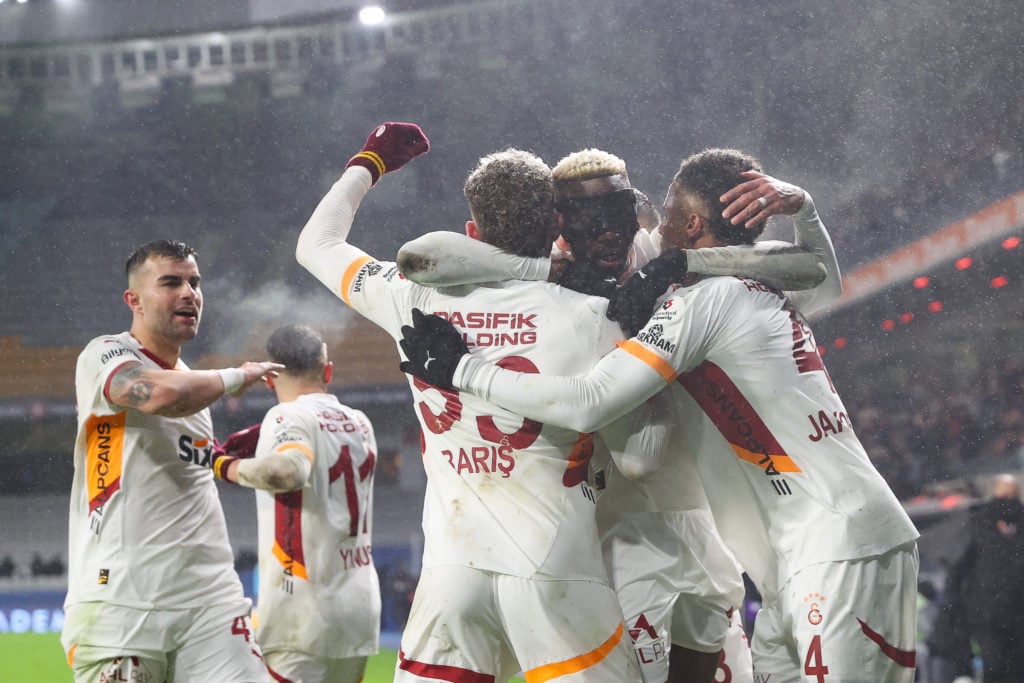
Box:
[264,649,367,683]
[62,598,268,683]
[751,543,918,683]
[715,609,754,683]
[607,510,744,681]
[394,565,640,683]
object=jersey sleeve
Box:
[295,166,427,335]
[454,343,667,434]
[396,231,551,286]
[77,335,145,415]
[596,389,675,480]
[784,192,843,316]
[238,404,316,491]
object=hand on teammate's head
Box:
[720,170,807,229]
[346,122,430,185]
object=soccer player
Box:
[213,324,380,683]
[62,239,282,682]
[395,147,840,683]
[399,148,921,683]
[295,122,660,681]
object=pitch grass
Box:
[0,633,526,682]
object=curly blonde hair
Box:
[551,149,627,182]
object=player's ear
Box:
[323,361,334,385]
[123,289,141,312]
[465,220,481,241]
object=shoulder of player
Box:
[78,332,144,369]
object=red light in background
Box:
[899,312,914,324]
[1003,237,1021,250]
[928,300,944,313]
[992,276,1009,289]
[913,276,930,289]
[817,345,827,357]
[881,319,896,331]
[955,257,973,270]
[833,338,847,349]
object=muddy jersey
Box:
[297,168,621,582]
[622,277,919,596]
[66,332,242,610]
[253,393,380,658]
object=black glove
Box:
[398,308,469,390]
[606,249,688,337]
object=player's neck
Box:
[276,380,326,403]
[129,327,181,368]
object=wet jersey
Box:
[457,276,919,598]
[253,393,380,659]
[297,167,621,582]
[66,332,242,610]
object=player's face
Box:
[660,181,705,250]
[129,256,203,345]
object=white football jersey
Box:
[66,332,243,610]
[253,393,380,659]
[297,169,621,581]
[622,276,920,597]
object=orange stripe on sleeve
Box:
[524,623,625,683]
[616,339,678,383]
[340,256,374,305]
[67,644,77,667]
[275,441,314,464]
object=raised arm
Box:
[296,122,430,302]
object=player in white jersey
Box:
[62,240,281,682]
[399,149,921,683]
[294,123,672,682]
[395,148,839,683]
[212,324,381,683]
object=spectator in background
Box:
[945,473,1024,682]
[62,239,280,683]
[214,324,381,683]
[0,555,14,578]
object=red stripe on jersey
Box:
[273,489,307,580]
[857,618,916,667]
[138,347,175,370]
[266,663,296,683]
[677,360,801,474]
[397,649,496,683]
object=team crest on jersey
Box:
[804,592,826,625]
[635,324,677,354]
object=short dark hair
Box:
[674,148,765,245]
[125,240,197,282]
[266,324,325,377]
[463,149,554,258]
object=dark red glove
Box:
[212,423,261,481]
[346,122,430,185]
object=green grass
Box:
[0,634,525,682]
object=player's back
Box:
[657,277,918,596]
[254,392,380,659]
[410,279,622,581]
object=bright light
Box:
[358,6,387,26]
[1003,236,1021,250]
[913,276,930,289]
[833,338,847,349]
[991,276,1009,289]
[955,257,972,270]
[881,319,896,331]
[928,300,944,313]
[899,312,914,324]
[817,345,827,357]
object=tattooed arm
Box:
[106,361,282,417]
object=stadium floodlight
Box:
[358,6,387,26]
